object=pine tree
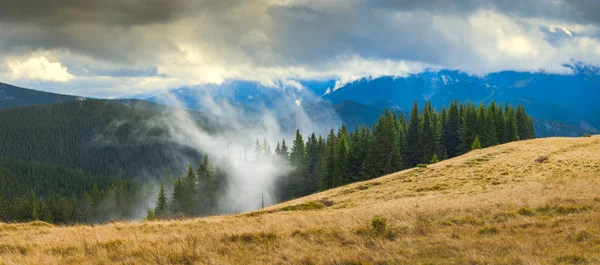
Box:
[445,101,461,157]
[30,191,39,220]
[320,129,337,191]
[155,184,168,217]
[472,136,482,150]
[458,103,478,154]
[494,103,506,143]
[419,102,438,163]
[482,103,498,147]
[277,139,289,160]
[405,101,421,167]
[516,105,534,140]
[305,133,321,194]
[372,109,402,175]
[430,153,439,164]
[289,129,307,197]
[505,103,519,142]
[180,166,197,215]
[170,178,184,214]
[334,133,350,186]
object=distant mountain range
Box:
[2,65,599,137]
[324,67,600,136]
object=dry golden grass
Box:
[2,136,600,264]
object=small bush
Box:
[355,216,404,240]
[280,201,326,212]
[582,134,592,138]
[371,217,387,233]
[535,205,591,216]
[535,156,549,163]
[224,232,277,243]
[477,227,499,235]
[568,231,593,243]
[417,164,428,168]
[517,207,536,216]
[556,255,587,264]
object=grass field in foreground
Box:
[1,136,600,264]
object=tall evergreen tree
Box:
[320,129,337,191]
[405,101,421,167]
[372,109,402,175]
[305,133,321,194]
[289,129,307,197]
[458,103,479,154]
[419,102,438,163]
[445,101,461,157]
[155,184,168,217]
[482,103,498,147]
[505,103,519,142]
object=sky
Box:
[1,0,600,98]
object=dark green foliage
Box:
[0,100,208,178]
[458,103,479,154]
[472,136,482,150]
[2,99,533,224]
[404,102,421,167]
[320,129,337,191]
[155,184,168,217]
[372,109,403,175]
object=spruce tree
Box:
[305,133,321,194]
[289,129,307,197]
[483,103,498,147]
[405,101,421,167]
[445,101,461,157]
[155,184,168,217]
[320,129,337,191]
[505,104,519,142]
[170,178,184,214]
[458,103,478,154]
[372,109,402,175]
[419,102,438,163]
[494,103,506,143]
[472,136,482,150]
[334,133,349,186]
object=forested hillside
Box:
[0,157,147,223]
[0,99,207,178]
[0,82,81,110]
[149,101,535,219]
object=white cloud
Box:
[6,56,73,82]
[1,1,600,96]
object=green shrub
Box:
[582,134,592,138]
[477,227,499,235]
[371,217,387,233]
[556,255,587,264]
[517,207,536,216]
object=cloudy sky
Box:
[1,0,600,97]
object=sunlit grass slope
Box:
[1,136,600,264]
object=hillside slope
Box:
[0,99,213,178]
[0,83,82,110]
[2,136,600,264]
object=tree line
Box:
[0,156,155,223]
[149,101,535,219]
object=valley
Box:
[1,136,599,264]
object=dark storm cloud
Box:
[0,0,186,26]
[2,0,600,97]
[367,0,600,25]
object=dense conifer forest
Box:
[148,101,535,220]
[0,100,534,223]
[0,100,208,178]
